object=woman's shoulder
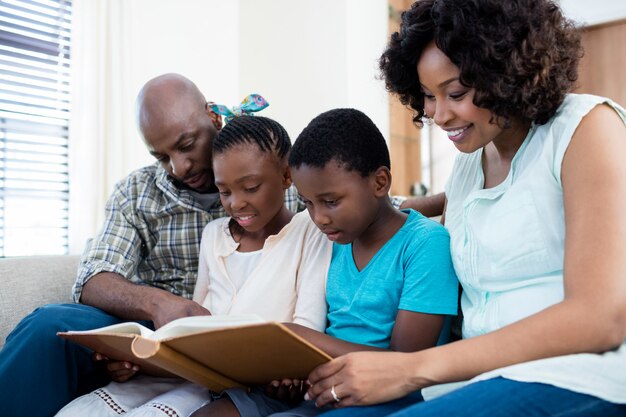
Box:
[547,94,624,131]
[536,94,625,178]
[444,149,482,198]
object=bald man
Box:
[0,74,303,417]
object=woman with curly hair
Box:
[302,0,626,416]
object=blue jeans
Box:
[0,303,150,417]
[321,377,626,417]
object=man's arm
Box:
[400,192,445,218]
[76,174,209,328]
[81,272,209,329]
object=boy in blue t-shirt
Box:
[286,107,457,352]
[193,109,459,417]
[252,108,458,417]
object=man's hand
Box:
[81,272,211,329]
[400,192,445,218]
[150,297,211,329]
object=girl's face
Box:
[416,42,504,154]
[213,143,291,234]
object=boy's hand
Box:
[264,379,308,405]
[93,352,140,383]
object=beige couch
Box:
[0,255,80,349]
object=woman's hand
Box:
[306,351,425,408]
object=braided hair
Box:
[213,115,291,159]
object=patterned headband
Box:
[209,94,269,123]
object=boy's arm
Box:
[283,323,383,357]
[284,310,444,357]
[391,310,445,352]
[290,224,458,356]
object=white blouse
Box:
[444,94,626,403]
[192,211,331,332]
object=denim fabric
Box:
[0,303,150,417]
[317,391,424,417]
[320,377,626,417]
[223,386,292,417]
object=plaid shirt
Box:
[72,163,406,302]
[72,163,302,301]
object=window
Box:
[0,0,72,256]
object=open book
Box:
[57,314,331,392]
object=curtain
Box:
[68,0,146,253]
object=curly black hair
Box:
[380,0,582,126]
[289,108,390,177]
[213,115,291,159]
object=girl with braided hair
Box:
[57,114,332,417]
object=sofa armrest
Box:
[0,255,80,349]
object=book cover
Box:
[57,314,331,392]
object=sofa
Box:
[0,255,80,350]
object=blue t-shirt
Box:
[325,209,458,348]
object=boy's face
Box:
[292,161,380,245]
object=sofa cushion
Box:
[0,255,79,349]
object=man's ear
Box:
[372,166,392,197]
[206,102,223,130]
[282,164,293,189]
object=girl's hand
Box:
[306,351,424,408]
[93,352,140,383]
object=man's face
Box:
[143,101,220,193]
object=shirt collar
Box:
[154,163,223,212]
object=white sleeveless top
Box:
[444,94,626,403]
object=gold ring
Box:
[331,385,341,403]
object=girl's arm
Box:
[307,103,626,407]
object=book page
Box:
[151,313,266,340]
[62,321,154,337]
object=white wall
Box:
[125,0,241,168]
[70,0,240,253]
[559,0,626,26]
[69,0,390,253]
[237,0,388,141]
